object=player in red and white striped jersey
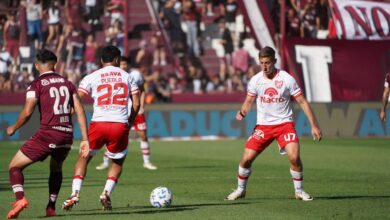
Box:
[96,56,157,171]
[226,46,322,201]
[62,46,140,211]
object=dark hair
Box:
[36,49,57,64]
[101,45,121,63]
[120,56,129,63]
[258,46,275,59]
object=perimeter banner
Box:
[329,0,390,40]
[0,103,389,141]
[283,38,390,102]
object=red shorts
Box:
[89,122,130,155]
[21,129,72,162]
[245,122,299,152]
[131,114,147,131]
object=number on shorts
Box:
[283,133,296,142]
[97,83,128,106]
[50,86,71,115]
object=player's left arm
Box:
[139,83,146,114]
[295,95,322,141]
[380,86,389,122]
[7,98,38,136]
[128,91,141,126]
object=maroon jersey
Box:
[26,72,77,134]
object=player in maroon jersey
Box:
[5,49,89,219]
[380,73,390,122]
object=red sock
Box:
[9,167,25,200]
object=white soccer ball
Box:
[150,186,172,208]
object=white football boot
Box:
[143,162,157,170]
[96,162,109,170]
[295,191,313,201]
[225,189,246,201]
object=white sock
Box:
[103,177,117,196]
[290,169,303,192]
[237,166,251,192]
[72,175,84,196]
[12,184,24,194]
[140,141,150,164]
[103,153,109,165]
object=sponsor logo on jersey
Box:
[275,80,283,89]
[41,79,50,86]
[253,129,264,140]
[260,87,285,103]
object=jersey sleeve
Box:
[26,80,38,100]
[129,76,139,95]
[247,76,257,97]
[78,75,91,95]
[288,76,302,98]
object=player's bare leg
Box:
[100,157,125,210]
[225,148,260,200]
[285,143,313,201]
[138,132,157,170]
[63,155,93,210]
[7,150,34,219]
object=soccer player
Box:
[380,72,389,122]
[5,49,89,219]
[225,46,322,201]
[62,46,140,211]
[96,56,157,170]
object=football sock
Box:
[140,141,150,163]
[103,177,117,195]
[103,153,109,165]
[290,169,303,192]
[72,175,84,196]
[47,171,62,209]
[237,166,251,192]
[9,167,25,200]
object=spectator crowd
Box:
[0,0,333,103]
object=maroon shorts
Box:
[89,122,130,153]
[245,122,299,152]
[21,130,73,162]
[131,114,147,131]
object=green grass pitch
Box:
[1,138,389,219]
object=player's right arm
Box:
[7,97,38,136]
[380,86,389,122]
[236,95,255,121]
[73,93,90,158]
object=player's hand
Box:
[6,126,16,136]
[380,110,386,122]
[236,111,245,121]
[312,126,322,141]
[79,140,90,158]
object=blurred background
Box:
[0,0,389,140]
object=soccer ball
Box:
[150,186,172,208]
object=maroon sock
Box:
[9,167,25,200]
[47,172,62,209]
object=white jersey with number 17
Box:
[78,65,139,123]
[247,70,302,125]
